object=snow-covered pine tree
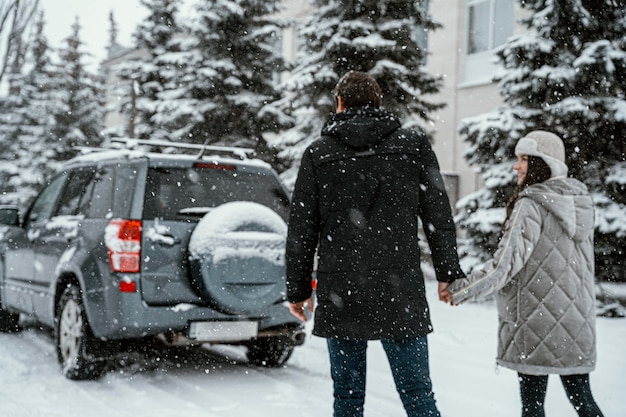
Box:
[0,11,58,204]
[148,0,290,164]
[0,29,28,204]
[111,0,182,141]
[107,10,119,54]
[456,0,626,282]
[49,17,104,161]
[274,0,443,189]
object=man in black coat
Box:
[286,71,464,417]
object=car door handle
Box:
[145,228,181,247]
[157,234,181,246]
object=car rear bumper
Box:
[88,290,302,342]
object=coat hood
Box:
[521,178,594,242]
[320,107,401,150]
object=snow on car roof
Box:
[67,147,271,169]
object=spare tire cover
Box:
[188,201,287,314]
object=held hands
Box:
[289,297,314,322]
[290,286,456,319]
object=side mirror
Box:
[0,206,20,226]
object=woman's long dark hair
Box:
[503,155,552,228]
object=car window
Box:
[81,163,138,219]
[111,163,138,217]
[143,166,290,221]
[56,168,97,216]
[26,173,67,225]
[87,166,115,218]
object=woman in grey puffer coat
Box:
[444,131,604,417]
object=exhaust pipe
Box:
[256,328,307,346]
[290,329,306,346]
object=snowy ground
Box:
[0,280,623,417]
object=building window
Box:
[414,26,429,63]
[414,0,430,64]
[464,0,514,84]
[269,29,283,86]
[442,173,460,213]
[467,0,513,54]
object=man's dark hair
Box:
[334,71,382,109]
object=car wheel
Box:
[247,337,294,367]
[0,307,19,332]
[188,201,287,314]
[55,285,107,380]
[0,258,20,333]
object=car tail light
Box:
[105,219,142,273]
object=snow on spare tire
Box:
[188,201,287,314]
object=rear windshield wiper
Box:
[177,207,213,216]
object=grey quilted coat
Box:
[449,177,597,375]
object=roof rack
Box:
[108,138,256,160]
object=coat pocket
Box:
[497,278,519,324]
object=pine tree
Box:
[456,0,626,282]
[0,47,27,204]
[149,0,290,164]
[107,10,119,54]
[274,0,443,188]
[50,17,104,161]
[0,11,58,204]
[111,0,182,140]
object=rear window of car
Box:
[143,165,289,221]
[87,163,137,219]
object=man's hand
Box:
[289,297,315,322]
[438,282,453,305]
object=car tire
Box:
[0,308,19,332]
[55,285,107,380]
[246,337,294,367]
[188,201,287,314]
[0,257,21,333]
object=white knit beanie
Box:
[515,130,568,178]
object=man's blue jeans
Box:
[327,336,441,417]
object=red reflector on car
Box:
[193,162,236,170]
[119,280,137,293]
[114,255,140,272]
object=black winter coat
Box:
[286,107,464,340]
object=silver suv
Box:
[0,140,304,380]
